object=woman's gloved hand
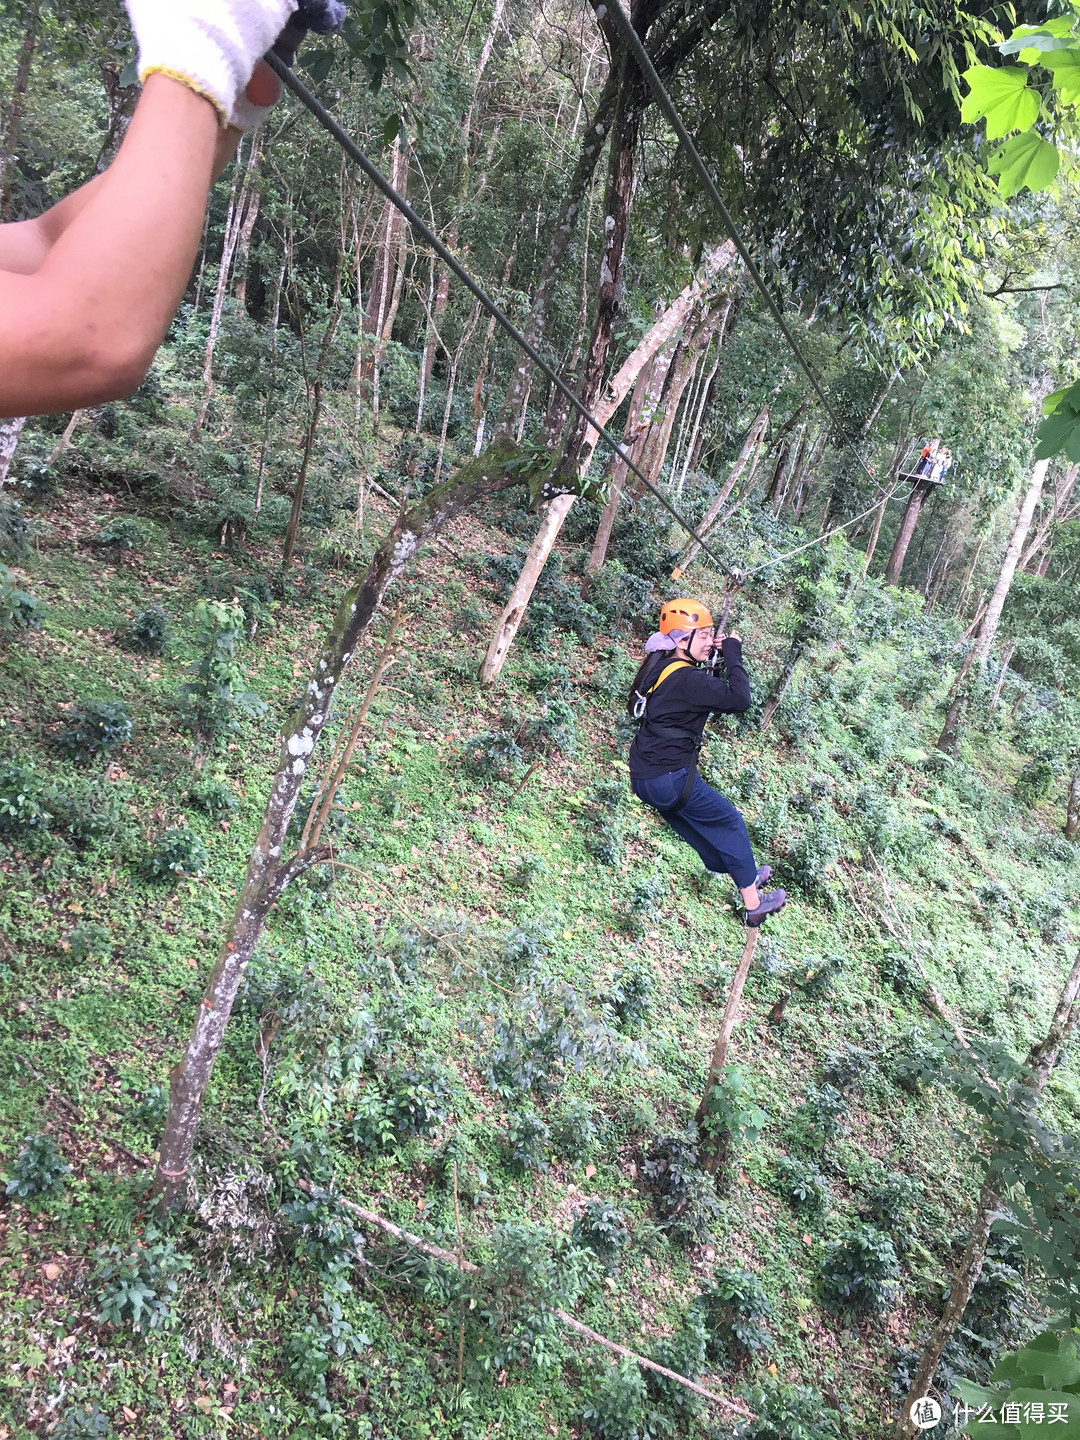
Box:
[232,0,347,130]
[124,0,299,125]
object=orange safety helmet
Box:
[659,598,713,634]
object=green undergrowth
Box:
[0,474,1077,1439]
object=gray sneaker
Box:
[745,888,787,928]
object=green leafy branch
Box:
[960,13,1080,197]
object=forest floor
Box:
[1,464,1078,1440]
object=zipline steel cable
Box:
[265,47,897,586]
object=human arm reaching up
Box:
[0,0,297,418]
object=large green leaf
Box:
[994,1333,1080,1390]
[986,131,1061,196]
[959,1386,1080,1438]
[1036,378,1080,460]
[960,64,1040,138]
[1044,48,1080,104]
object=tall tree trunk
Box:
[894,949,1080,1438]
[987,642,1015,713]
[0,416,26,485]
[191,149,254,441]
[479,59,643,685]
[0,0,41,220]
[583,346,659,580]
[676,334,723,497]
[359,135,410,418]
[470,237,518,453]
[1018,462,1077,572]
[281,384,324,570]
[152,437,532,1212]
[673,407,768,573]
[232,140,264,308]
[1065,766,1080,842]
[281,254,345,567]
[774,423,809,516]
[971,459,1048,666]
[93,59,139,173]
[496,65,619,436]
[433,303,482,487]
[884,478,933,586]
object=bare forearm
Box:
[0,77,232,415]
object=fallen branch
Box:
[295,1181,754,1419]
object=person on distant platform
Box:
[0,1,340,421]
[627,598,787,928]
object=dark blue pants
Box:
[631,768,758,889]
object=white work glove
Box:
[125,0,299,125]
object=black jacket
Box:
[628,637,751,778]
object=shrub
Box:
[646,1308,708,1425]
[877,945,920,996]
[572,1201,631,1272]
[51,1407,110,1439]
[507,1108,552,1173]
[821,1044,875,1094]
[177,597,265,744]
[792,1084,847,1152]
[552,1097,605,1162]
[279,1188,365,1270]
[95,1229,191,1334]
[644,1127,722,1246]
[0,758,51,835]
[0,498,31,560]
[384,1062,452,1139]
[5,1132,70,1197]
[56,699,132,761]
[508,855,548,891]
[886,1027,941,1095]
[863,1171,919,1247]
[699,1066,769,1154]
[599,960,654,1032]
[96,516,144,551]
[187,777,239,817]
[774,1155,829,1217]
[580,1357,648,1440]
[819,1224,899,1315]
[0,564,43,631]
[793,951,845,1001]
[732,1379,844,1440]
[64,921,112,961]
[146,827,209,880]
[121,606,171,655]
[461,729,524,781]
[1016,758,1055,807]
[697,1265,772,1358]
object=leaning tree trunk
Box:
[970,459,1048,666]
[0,0,41,221]
[760,639,804,732]
[152,436,532,1211]
[883,477,933,586]
[479,63,642,687]
[893,948,1080,1439]
[0,416,26,485]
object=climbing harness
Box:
[630,658,702,813]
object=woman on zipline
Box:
[628,598,787,927]
[0,0,341,419]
